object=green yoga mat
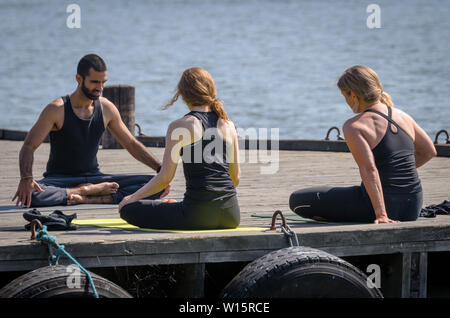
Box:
[72,218,267,234]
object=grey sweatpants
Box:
[31,173,161,207]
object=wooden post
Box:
[174,263,205,298]
[401,252,428,298]
[101,85,135,149]
[410,252,428,298]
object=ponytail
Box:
[210,97,230,121]
[379,91,394,107]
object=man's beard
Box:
[81,80,101,100]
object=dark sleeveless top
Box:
[180,111,236,202]
[363,105,422,194]
[44,95,105,177]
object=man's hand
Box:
[12,178,45,208]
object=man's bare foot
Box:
[67,193,84,205]
[67,193,114,205]
[69,182,119,196]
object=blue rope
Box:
[35,225,99,298]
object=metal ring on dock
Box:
[325,126,345,141]
[434,129,449,144]
[30,219,43,240]
[135,123,146,137]
[270,210,287,231]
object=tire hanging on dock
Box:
[0,265,132,298]
[220,246,383,298]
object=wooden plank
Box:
[401,252,429,298]
[402,253,412,298]
[174,263,205,298]
[2,129,449,156]
[0,220,449,272]
[419,252,428,298]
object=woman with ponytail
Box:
[290,65,436,223]
[118,67,240,229]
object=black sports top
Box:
[44,95,105,177]
[363,105,422,194]
[180,111,236,202]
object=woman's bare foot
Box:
[72,182,119,196]
[161,199,177,203]
[67,193,114,205]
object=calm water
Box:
[0,0,449,140]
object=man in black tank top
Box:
[12,54,168,208]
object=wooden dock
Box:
[0,139,449,297]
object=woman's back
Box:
[357,105,421,194]
[181,111,237,201]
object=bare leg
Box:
[66,182,119,197]
[67,193,114,205]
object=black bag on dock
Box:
[419,200,450,218]
[23,209,77,231]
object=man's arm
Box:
[102,98,162,172]
[13,102,60,207]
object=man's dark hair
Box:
[77,54,107,78]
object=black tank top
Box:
[44,95,105,177]
[180,111,236,202]
[363,105,422,194]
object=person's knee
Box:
[30,189,51,207]
[289,190,304,212]
[119,204,134,221]
[289,190,314,218]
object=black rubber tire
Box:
[0,265,132,298]
[221,246,383,298]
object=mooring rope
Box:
[30,219,99,298]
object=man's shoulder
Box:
[99,96,115,109]
[98,96,118,116]
[48,96,65,108]
[42,97,65,116]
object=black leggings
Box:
[289,186,423,223]
[120,195,240,230]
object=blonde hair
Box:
[163,67,230,120]
[337,65,393,108]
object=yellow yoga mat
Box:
[72,218,267,234]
